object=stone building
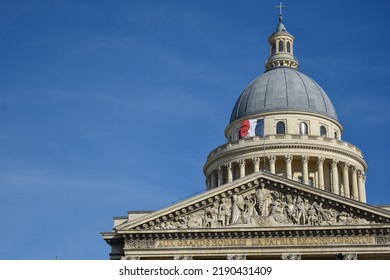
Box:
[102,11,390,260]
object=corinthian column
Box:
[252,157,261,173]
[302,155,310,185]
[341,163,350,198]
[225,162,233,183]
[331,159,339,195]
[317,157,325,190]
[358,170,367,203]
[238,159,246,178]
[268,155,276,174]
[217,166,223,187]
[351,167,359,200]
[210,171,217,189]
[285,155,293,179]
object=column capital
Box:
[217,166,223,173]
[317,157,325,164]
[237,159,246,167]
[225,162,232,169]
[351,166,357,174]
[357,170,364,178]
[285,155,293,162]
[341,162,350,171]
[301,155,310,163]
[268,155,276,163]
[252,157,261,164]
[331,159,339,168]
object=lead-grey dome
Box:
[230,67,338,123]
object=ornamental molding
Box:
[116,172,390,233]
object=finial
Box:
[276,1,286,17]
[276,1,286,23]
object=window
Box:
[299,122,308,135]
[320,126,327,137]
[278,41,284,52]
[276,121,286,134]
[287,41,291,53]
[334,131,339,140]
[272,42,276,54]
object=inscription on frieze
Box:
[125,240,156,249]
[155,236,375,248]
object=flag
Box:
[240,118,264,138]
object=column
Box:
[206,176,210,189]
[351,167,359,200]
[210,171,217,189]
[238,159,246,178]
[302,155,310,185]
[268,155,276,174]
[331,159,339,195]
[217,166,223,187]
[358,170,367,203]
[225,162,233,183]
[341,163,350,198]
[285,155,293,179]
[252,157,261,173]
[317,157,325,190]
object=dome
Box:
[230,67,338,123]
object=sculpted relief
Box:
[151,184,371,230]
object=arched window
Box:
[278,41,284,52]
[299,122,308,135]
[320,126,327,137]
[276,121,286,134]
[287,41,291,53]
[334,131,339,140]
[272,42,276,54]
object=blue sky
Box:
[0,0,389,259]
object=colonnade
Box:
[206,155,366,202]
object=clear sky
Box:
[1,0,390,260]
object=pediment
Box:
[117,172,390,232]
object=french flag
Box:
[240,118,264,138]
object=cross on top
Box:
[276,1,286,16]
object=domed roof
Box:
[230,67,338,123]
